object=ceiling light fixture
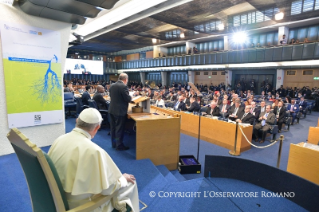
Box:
[218,23,225,30]
[275,12,284,20]
[180,33,185,38]
[152,38,157,44]
[232,31,247,43]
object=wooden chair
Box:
[7,128,118,212]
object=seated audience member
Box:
[48,108,139,212]
[219,99,230,118]
[256,43,261,47]
[295,39,300,44]
[266,92,272,100]
[193,46,199,54]
[244,97,253,106]
[260,91,266,100]
[187,97,200,112]
[196,96,204,107]
[284,96,291,104]
[299,96,307,115]
[273,101,286,132]
[286,99,299,125]
[173,96,186,111]
[272,99,280,109]
[250,43,255,48]
[289,38,295,44]
[205,101,220,116]
[228,99,244,121]
[81,85,92,106]
[64,82,74,92]
[304,37,309,43]
[258,101,266,113]
[250,101,260,121]
[155,96,165,108]
[167,91,177,102]
[93,85,108,110]
[236,105,255,125]
[253,105,276,143]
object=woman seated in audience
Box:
[284,96,291,104]
[269,94,276,102]
[244,97,253,106]
[295,39,300,44]
[272,99,281,109]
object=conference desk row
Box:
[151,106,253,154]
[127,105,253,170]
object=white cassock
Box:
[48,128,139,212]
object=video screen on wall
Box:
[64,59,103,75]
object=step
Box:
[156,165,178,184]
[170,170,187,182]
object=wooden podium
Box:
[127,101,180,170]
[287,142,319,185]
[129,96,150,114]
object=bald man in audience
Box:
[205,101,220,116]
[253,105,276,143]
[173,96,186,111]
[236,105,255,125]
[228,99,244,121]
[93,85,108,110]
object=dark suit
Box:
[188,102,200,112]
[250,107,260,121]
[205,107,220,116]
[219,104,230,118]
[173,100,186,111]
[286,104,299,124]
[168,95,177,102]
[109,81,132,149]
[298,100,307,115]
[258,106,266,114]
[273,106,286,131]
[81,91,90,106]
[228,105,244,121]
[237,111,255,125]
[253,112,276,141]
[93,92,107,110]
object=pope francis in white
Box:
[48,108,139,212]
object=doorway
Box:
[234,74,275,95]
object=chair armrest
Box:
[99,110,108,113]
[82,105,90,109]
[67,192,117,212]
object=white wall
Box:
[153,46,168,58]
[0,4,71,155]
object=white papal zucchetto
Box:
[79,108,103,124]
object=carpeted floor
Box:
[0,112,317,211]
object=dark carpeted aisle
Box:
[0,112,317,211]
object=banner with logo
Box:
[0,22,63,128]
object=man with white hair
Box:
[109,73,132,150]
[48,108,139,211]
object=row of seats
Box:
[116,42,319,69]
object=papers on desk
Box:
[129,91,135,97]
[303,143,319,151]
[131,95,142,102]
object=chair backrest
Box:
[88,99,98,109]
[75,97,84,114]
[7,128,68,212]
[64,92,74,101]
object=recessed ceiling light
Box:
[275,12,284,20]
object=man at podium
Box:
[109,73,132,150]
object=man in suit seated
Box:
[219,99,230,119]
[93,85,108,110]
[186,97,200,112]
[253,105,276,143]
[173,96,186,111]
[64,82,74,92]
[286,99,299,125]
[236,105,255,125]
[228,99,244,121]
[250,101,260,121]
[273,101,286,132]
[258,101,266,114]
[81,85,92,106]
[298,96,307,116]
[167,91,177,102]
[204,102,220,116]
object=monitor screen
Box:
[64,59,103,75]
